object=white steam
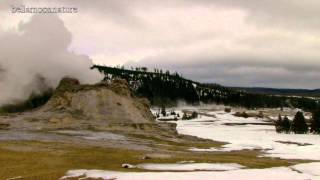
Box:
[0,14,102,105]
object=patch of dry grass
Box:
[0,140,311,180]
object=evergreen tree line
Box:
[0,90,53,114]
[275,110,320,134]
[92,65,320,112]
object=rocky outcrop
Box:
[41,77,155,125]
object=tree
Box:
[275,115,291,133]
[258,111,264,118]
[182,112,189,120]
[291,111,308,134]
[275,114,283,133]
[241,112,249,118]
[224,107,231,113]
[161,105,166,117]
[170,110,176,115]
[191,111,198,119]
[282,116,291,133]
[311,109,320,134]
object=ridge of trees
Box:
[92,65,320,112]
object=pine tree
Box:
[291,111,308,134]
[191,111,198,119]
[182,112,188,120]
[282,116,291,133]
[161,105,166,117]
[275,114,283,133]
[311,109,320,134]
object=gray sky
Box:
[1,0,320,89]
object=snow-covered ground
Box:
[61,107,320,179]
[176,110,320,160]
[61,162,320,180]
[136,163,244,171]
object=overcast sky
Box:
[1,0,320,89]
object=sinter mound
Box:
[4,77,178,133]
[42,77,155,124]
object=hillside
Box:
[92,65,320,111]
[232,87,320,97]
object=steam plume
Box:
[0,14,102,105]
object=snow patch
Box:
[291,162,320,176]
[176,110,320,160]
[136,163,244,171]
[61,164,318,180]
